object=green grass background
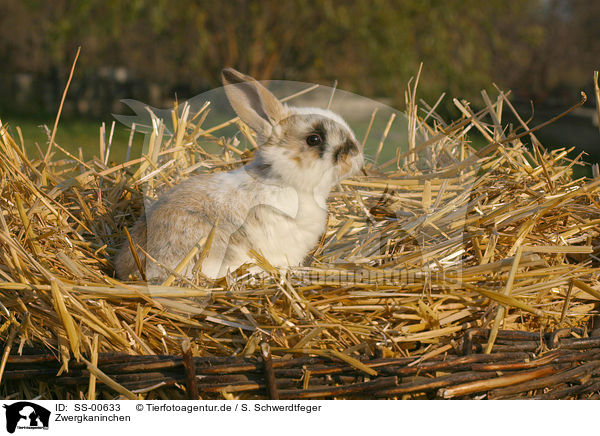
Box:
[3,115,596,179]
[3,116,145,163]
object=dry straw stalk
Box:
[0,75,598,399]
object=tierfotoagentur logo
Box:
[3,402,50,434]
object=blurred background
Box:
[0,0,598,164]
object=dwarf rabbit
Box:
[115,68,363,281]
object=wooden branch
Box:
[261,342,279,400]
[182,340,199,400]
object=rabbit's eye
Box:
[306,134,323,147]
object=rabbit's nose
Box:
[333,138,360,163]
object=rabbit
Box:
[115,68,364,281]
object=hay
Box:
[0,80,599,400]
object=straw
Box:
[0,71,598,400]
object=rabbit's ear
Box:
[222,68,285,137]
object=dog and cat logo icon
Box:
[2,402,50,433]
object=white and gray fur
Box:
[115,68,363,281]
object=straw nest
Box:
[0,82,599,400]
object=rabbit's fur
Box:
[115,68,363,281]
